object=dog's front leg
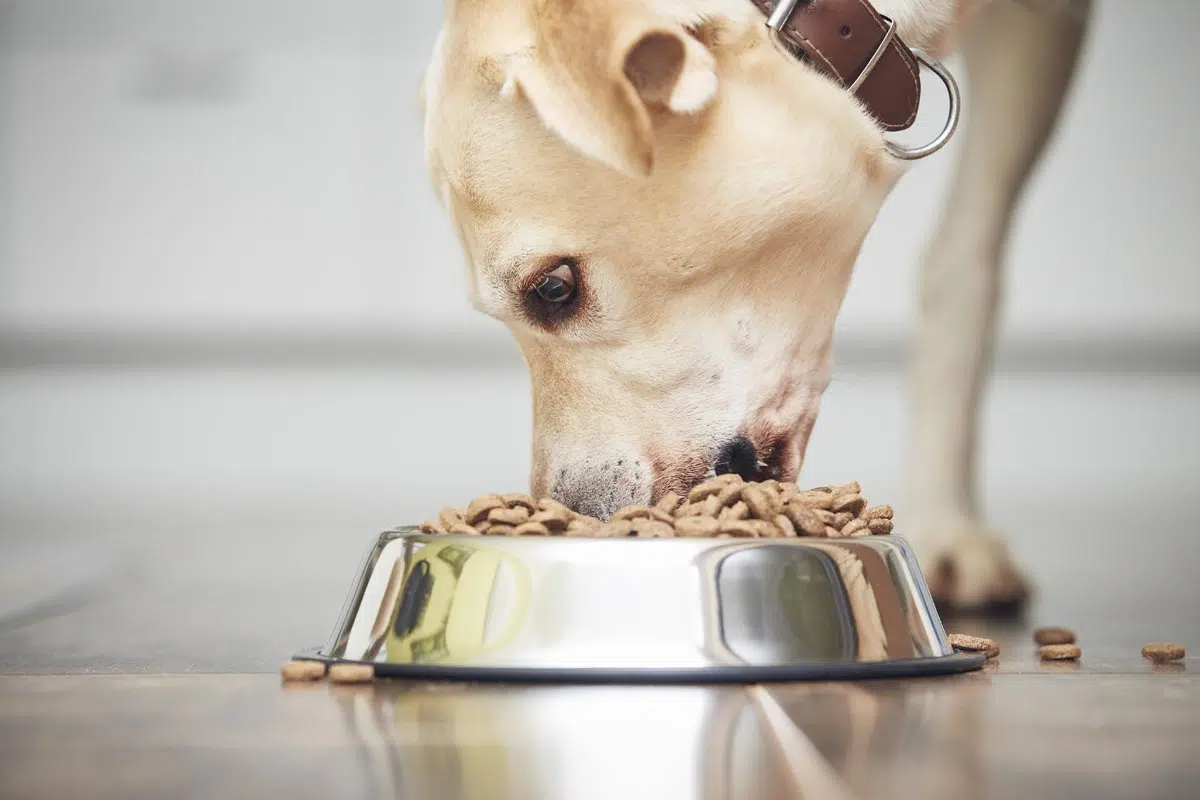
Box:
[908,0,1092,610]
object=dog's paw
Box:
[908,515,1031,613]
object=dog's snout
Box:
[714,436,762,482]
[548,457,651,521]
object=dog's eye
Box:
[521,259,585,331]
[533,262,577,304]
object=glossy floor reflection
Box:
[1,661,1195,800]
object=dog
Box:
[420,0,1091,610]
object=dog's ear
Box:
[511,1,718,177]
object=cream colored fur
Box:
[422,0,1090,608]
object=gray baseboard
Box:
[1,327,1197,374]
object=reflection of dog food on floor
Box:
[419,477,896,539]
[948,633,1000,659]
[1141,642,1186,663]
[1040,644,1082,661]
[1034,627,1076,645]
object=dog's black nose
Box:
[714,436,760,482]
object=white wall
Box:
[1,0,1196,344]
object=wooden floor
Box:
[1,621,1195,800]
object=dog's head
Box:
[423,0,945,518]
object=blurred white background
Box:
[1,0,1196,342]
[0,1,1197,672]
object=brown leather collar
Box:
[749,0,921,132]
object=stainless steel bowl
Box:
[297,528,983,682]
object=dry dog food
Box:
[1039,644,1082,661]
[328,663,376,684]
[418,477,895,539]
[280,659,327,682]
[948,633,1000,660]
[1034,627,1076,646]
[1141,642,1186,663]
[279,660,375,685]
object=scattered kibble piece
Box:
[948,633,1000,660]
[1034,627,1076,646]
[1141,643,1186,663]
[1040,644,1082,661]
[329,663,375,684]
[280,660,327,682]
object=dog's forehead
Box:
[425,30,626,276]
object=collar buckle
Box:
[763,0,961,161]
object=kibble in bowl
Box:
[418,476,895,540]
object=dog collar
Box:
[749,0,961,160]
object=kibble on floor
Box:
[1141,642,1186,663]
[948,633,1000,660]
[1034,627,1077,646]
[1040,644,1083,661]
[328,664,375,684]
[279,660,327,682]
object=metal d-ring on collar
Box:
[765,0,962,161]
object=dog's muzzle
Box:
[751,0,961,160]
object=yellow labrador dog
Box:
[421,0,1090,609]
